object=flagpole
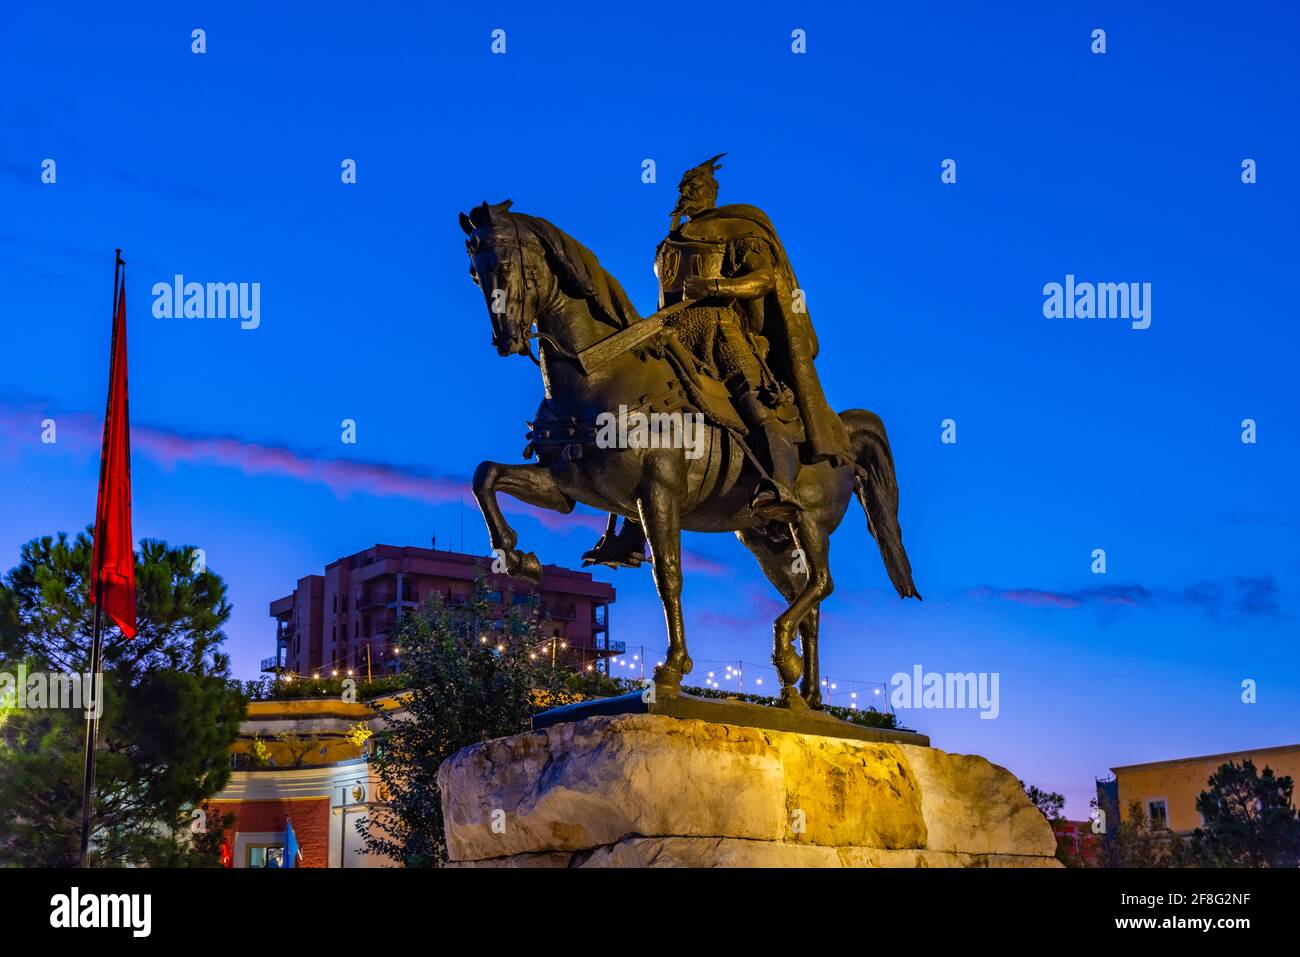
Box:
[79,249,123,868]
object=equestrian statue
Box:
[462,156,920,709]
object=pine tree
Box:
[1192,759,1300,867]
[0,528,245,866]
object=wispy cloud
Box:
[0,400,730,572]
[695,587,786,631]
[106,165,215,202]
[968,577,1283,621]
[0,400,597,531]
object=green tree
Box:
[275,729,327,767]
[1095,799,1190,867]
[1022,781,1083,866]
[1022,782,1066,823]
[361,575,567,867]
[1191,759,1300,867]
[0,529,245,866]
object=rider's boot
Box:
[739,389,803,523]
[582,516,648,570]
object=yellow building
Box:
[229,696,393,769]
[1112,743,1300,834]
[213,695,404,868]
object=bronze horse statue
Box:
[462,200,919,709]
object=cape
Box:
[689,204,847,465]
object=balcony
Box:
[357,588,395,609]
[260,654,285,673]
[542,603,577,621]
[604,639,626,655]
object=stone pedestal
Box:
[438,713,1060,867]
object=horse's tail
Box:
[840,409,921,601]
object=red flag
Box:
[90,260,136,639]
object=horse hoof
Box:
[511,550,543,584]
[772,643,802,686]
[779,686,810,710]
[653,650,692,691]
[652,665,682,694]
[801,686,823,709]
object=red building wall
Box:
[209,797,330,868]
[271,545,616,678]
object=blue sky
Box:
[2,1,1297,817]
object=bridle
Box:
[481,218,582,368]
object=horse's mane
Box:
[468,202,641,330]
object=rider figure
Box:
[657,153,803,521]
[584,155,847,568]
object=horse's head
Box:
[461,199,545,358]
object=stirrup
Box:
[751,484,801,523]
[581,538,647,570]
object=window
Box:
[247,845,285,868]
[1147,799,1169,830]
[363,617,371,638]
[332,594,338,613]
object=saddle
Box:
[525,330,801,464]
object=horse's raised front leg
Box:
[639,459,691,693]
[472,461,575,584]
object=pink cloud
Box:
[0,400,726,572]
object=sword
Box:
[574,298,697,375]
